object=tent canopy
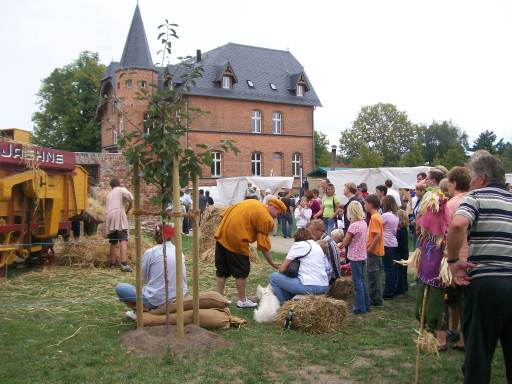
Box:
[215,176,294,207]
[327,166,431,197]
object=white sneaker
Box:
[236,298,257,308]
[120,264,133,272]
[125,310,137,321]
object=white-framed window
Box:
[272,112,282,134]
[138,80,146,88]
[222,76,232,89]
[296,84,304,97]
[118,113,124,136]
[143,112,150,134]
[292,153,301,177]
[113,128,118,145]
[252,152,262,176]
[251,110,262,133]
[211,152,222,177]
[125,79,133,88]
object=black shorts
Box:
[215,242,250,279]
[445,285,465,309]
[108,230,128,244]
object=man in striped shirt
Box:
[447,154,512,384]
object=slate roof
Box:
[166,43,322,107]
[100,7,321,108]
[119,5,153,70]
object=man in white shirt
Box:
[385,179,401,208]
[115,224,188,320]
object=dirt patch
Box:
[267,364,355,384]
[352,356,371,368]
[121,324,232,357]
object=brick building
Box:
[97,5,321,188]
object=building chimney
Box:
[330,145,337,171]
[196,49,201,62]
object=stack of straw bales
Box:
[276,295,347,333]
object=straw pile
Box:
[326,277,353,300]
[199,206,224,254]
[415,329,440,357]
[54,233,152,267]
[276,295,348,334]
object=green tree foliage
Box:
[32,51,105,152]
[399,143,425,166]
[314,130,331,167]
[472,129,501,154]
[351,145,384,167]
[419,121,468,165]
[435,146,466,169]
[339,103,417,166]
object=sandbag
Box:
[142,308,246,329]
[149,291,229,315]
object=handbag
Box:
[283,242,312,278]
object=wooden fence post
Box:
[172,156,185,337]
[192,175,200,325]
[133,162,143,329]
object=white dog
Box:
[253,284,280,323]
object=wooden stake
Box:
[415,284,429,384]
[172,155,185,337]
[133,162,143,329]
[192,174,200,326]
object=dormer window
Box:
[247,80,254,88]
[296,84,304,97]
[222,76,232,89]
[270,83,277,91]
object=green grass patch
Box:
[0,235,507,383]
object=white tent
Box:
[215,176,294,207]
[327,166,430,200]
[506,174,512,184]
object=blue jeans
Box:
[281,213,293,238]
[322,217,337,235]
[269,272,328,305]
[350,260,371,313]
[115,283,157,309]
[383,246,398,298]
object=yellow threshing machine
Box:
[0,128,88,275]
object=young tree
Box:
[472,130,501,154]
[339,103,417,166]
[314,130,331,167]
[32,51,105,152]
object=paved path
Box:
[269,235,294,254]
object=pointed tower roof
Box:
[119,5,153,70]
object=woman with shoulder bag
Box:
[269,228,329,304]
[316,183,341,235]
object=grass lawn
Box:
[0,235,507,383]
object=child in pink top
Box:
[339,202,371,314]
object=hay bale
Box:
[276,295,347,334]
[326,277,353,300]
[54,233,152,268]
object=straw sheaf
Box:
[276,295,347,334]
[200,244,261,265]
[54,233,152,268]
[326,277,353,300]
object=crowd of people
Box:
[114,151,512,383]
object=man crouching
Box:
[115,224,187,320]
